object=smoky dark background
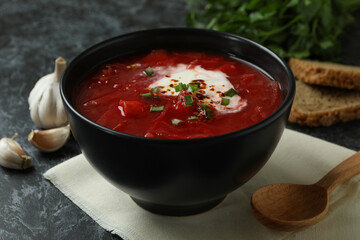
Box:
[0,1,359,239]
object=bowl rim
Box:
[61,27,295,143]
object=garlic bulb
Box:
[0,134,32,170]
[28,57,67,129]
[28,124,71,152]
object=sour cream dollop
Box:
[148,64,247,113]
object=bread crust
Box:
[289,103,360,127]
[289,58,360,90]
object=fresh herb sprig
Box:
[186,0,360,61]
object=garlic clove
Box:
[28,124,71,152]
[0,134,32,170]
[28,57,68,129]
[54,57,66,82]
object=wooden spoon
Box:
[251,151,360,231]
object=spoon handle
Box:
[315,151,360,194]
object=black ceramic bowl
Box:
[61,28,295,216]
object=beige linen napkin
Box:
[44,129,360,240]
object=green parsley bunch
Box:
[186,0,360,61]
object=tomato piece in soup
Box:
[118,100,147,118]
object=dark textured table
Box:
[0,1,359,239]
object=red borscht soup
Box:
[74,50,282,139]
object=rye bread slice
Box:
[289,80,360,127]
[289,58,360,90]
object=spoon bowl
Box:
[251,151,360,231]
[251,184,329,231]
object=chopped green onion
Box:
[181,83,189,90]
[221,97,230,106]
[151,87,159,93]
[140,92,152,98]
[184,95,194,107]
[150,105,164,112]
[140,87,159,98]
[188,84,199,92]
[187,116,198,120]
[200,104,213,119]
[144,67,154,76]
[174,82,188,92]
[224,88,238,97]
[171,118,183,125]
[174,85,180,92]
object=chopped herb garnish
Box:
[200,104,213,119]
[187,116,198,120]
[172,118,183,125]
[224,88,238,97]
[188,84,199,92]
[150,105,164,112]
[151,87,159,93]
[221,97,230,106]
[144,67,154,76]
[140,92,152,98]
[140,87,159,98]
[184,95,194,107]
[174,82,188,92]
[174,82,199,93]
